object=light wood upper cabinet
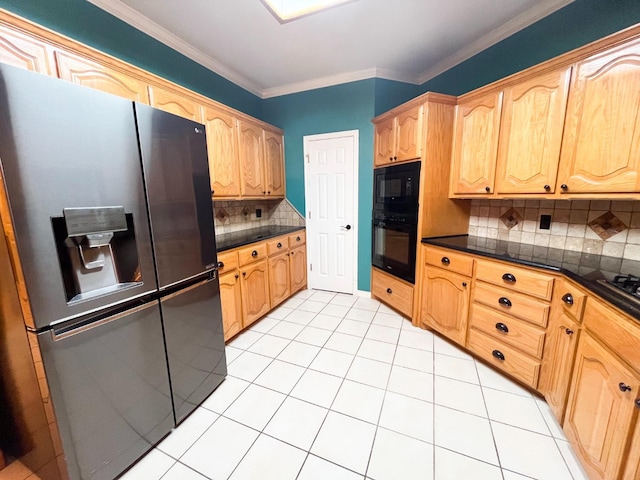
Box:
[558,39,640,194]
[495,68,571,194]
[0,25,54,74]
[203,106,240,197]
[420,265,470,346]
[563,333,639,480]
[268,252,290,308]
[55,51,149,102]
[219,271,242,341]
[148,85,202,122]
[238,120,266,196]
[450,91,503,195]
[289,244,307,294]
[239,259,270,327]
[374,104,423,167]
[264,129,285,197]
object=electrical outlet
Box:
[256,208,262,218]
[540,214,551,230]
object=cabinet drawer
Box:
[583,297,640,373]
[371,268,413,318]
[217,251,238,274]
[473,281,551,327]
[467,328,541,389]
[475,259,554,300]
[555,278,587,322]
[267,236,289,256]
[470,303,546,359]
[424,246,474,277]
[288,230,306,247]
[238,243,268,266]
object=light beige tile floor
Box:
[122,288,590,480]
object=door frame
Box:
[303,130,359,294]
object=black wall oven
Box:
[372,161,420,284]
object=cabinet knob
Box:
[268,191,271,194]
[462,282,467,287]
[495,322,509,333]
[502,273,517,283]
[277,242,282,248]
[635,399,640,409]
[485,186,491,192]
[263,191,266,194]
[619,382,632,392]
[560,184,568,191]
[217,261,224,269]
[296,236,301,241]
[389,157,393,161]
[235,273,239,279]
[252,250,258,257]
[492,350,505,361]
[441,256,450,265]
[211,189,215,195]
[386,288,393,294]
[544,184,551,191]
[565,328,574,335]
[498,297,512,307]
[290,251,294,255]
[562,293,574,305]
[393,156,397,161]
[242,272,246,276]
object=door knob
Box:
[341,225,352,230]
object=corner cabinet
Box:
[557,38,640,194]
[373,104,423,167]
[264,129,286,197]
[449,91,502,195]
[238,121,286,198]
[219,270,243,340]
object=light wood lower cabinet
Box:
[240,259,270,327]
[371,268,414,318]
[563,332,639,480]
[269,252,290,308]
[420,265,470,345]
[219,271,243,341]
[289,244,307,294]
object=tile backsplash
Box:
[213,198,305,234]
[468,199,640,260]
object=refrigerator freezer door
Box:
[37,301,173,480]
[135,103,217,290]
[160,275,227,424]
[0,64,157,330]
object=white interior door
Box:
[304,130,358,294]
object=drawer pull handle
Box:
[495,322,509,333]
[277,242,282,248]
[561,293,574,305]
[252,250,258,257]
[502,273,516,283]
[492,350,505,361]
[296,236,301,241]
[619,383,632,392]
[565,328,574,335]
[441,256,450,265]
[498,297,512,307]
[386,288,392,294]
[217,261,224,269]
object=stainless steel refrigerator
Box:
[0,64,226,480]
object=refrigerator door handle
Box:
[51,301,158,341]
[161,275,216,302]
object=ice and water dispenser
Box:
[52,206,143,303]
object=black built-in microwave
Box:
[373,161,420,213]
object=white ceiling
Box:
[88,0,574,99]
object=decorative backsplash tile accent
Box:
[588,211,627,240]
[468,200,640,261]
[213,198,305,234]
[499,207,522,229]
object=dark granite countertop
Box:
[216,225,305,252]
[422,235,640,321]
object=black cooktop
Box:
[216,225,304,252]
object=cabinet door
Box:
[203,106,240,197]
[289,244,307,294]
[622,413,640,480]
[55,51,150,103]
[539,312,580,422]
[558,39,640,193]
[374,117,395,167]
[564,333,639,480]
[395,104,423,162]
[450,91,503,195]
[238,120,266,196]
[495,68,570,194]
[264,130,285,197]
[421,266,470,345]
[240,259,270,327]
[268,252,290,308]
[148,85,202,122]
[0,24,54,74]
[219,271,243,341]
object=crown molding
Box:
[418,0,574,85]
[87,0,264,97]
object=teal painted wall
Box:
[373,78,419,116]
[263,80,376,291]
[0,0,262,117]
